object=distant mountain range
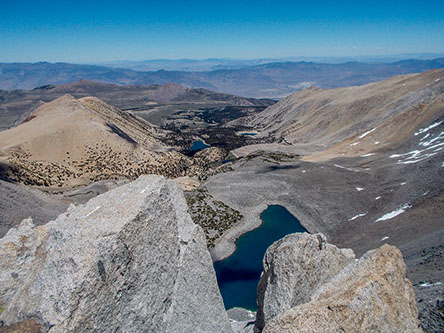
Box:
[1,58,444,98]
[100,54,444,71]
[0,81,273,131]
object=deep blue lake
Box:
[190,140,210,151]
[214,205,308,310]
[241,132,257,136]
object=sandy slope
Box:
[0,94,190,189]
[240,69,444,161]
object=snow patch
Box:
[419,282,442,288]
[361,153,375,157]
[334,164,360,172]
[419,131,444,147]
[414,121,443,136]
[374,141,380,145]
[350,142,360,146]
[356,187,364,191]
[397,152,438,164]
[302,170,306,173]
[381,236,389,241]
[423,191,430,196]
[391,130,444,164]
[421,133,430,141]
[359,128,376,139]
[375,203,411,222]
[400,182,407,186]
[349,213,367,221]
[375,196,381,200]
[435,78,441,82]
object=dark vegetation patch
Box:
[160,105,271,155]
[199,105,268,123]
[0,163,12,183]
[185,188,242,248]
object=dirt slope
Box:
[0,94,191,189]
[246,69,444,161]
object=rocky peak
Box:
[0,175,232,332]
[255,233,355,332]
[255,233,422,333]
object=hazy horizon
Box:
[1,0,444,63]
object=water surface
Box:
[214,205,307,310]
[190,140,210,151]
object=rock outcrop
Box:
[257,234,422,332]
[255,233,355,332]
[0,175,232,332]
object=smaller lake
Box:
[190,140,210,152]
[214,205,308,310]
[240,132,257,136]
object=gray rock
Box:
[0,175,232,333]
[0,179,68,237]
[228,308,256,333]
[255,233,355,332]
[263,244,422,333]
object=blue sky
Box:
[1,0,444,62]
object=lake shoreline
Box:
[210,203,267,262]
[213,205,308,310]
[210,201,311,263]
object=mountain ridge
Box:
[0,80,273,131]
[2,58,444,98]
[233,69,444,161]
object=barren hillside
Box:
[0,95,196,189]
[243,69,444,161]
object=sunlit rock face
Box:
[0,175,232,333]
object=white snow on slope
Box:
[349,213,367,221]
[414,121,443,136]
[359,128,376,139]
[389,122,444,164]
[375,203,412,222]
[334,164,360,172]
[419,282,442,288]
